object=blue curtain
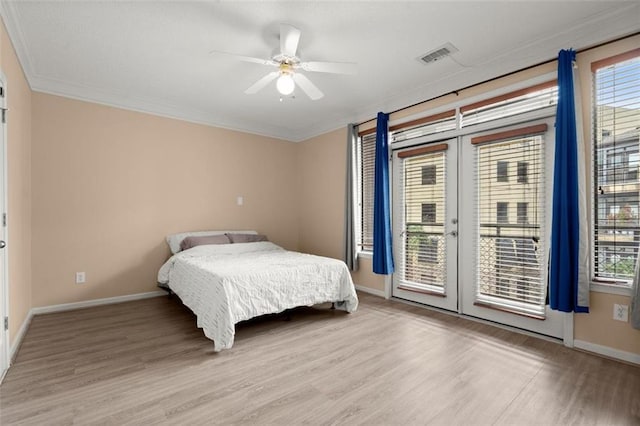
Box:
[549,49,588,313]
[373,112,394,274]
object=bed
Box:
[157,230,358,351]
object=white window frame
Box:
[590,51,639,296]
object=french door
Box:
[392,139,458,311]
[459,119,563,338]
[392,119,564,339]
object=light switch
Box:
[237,196,244,206]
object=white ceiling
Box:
[1,1,638,142]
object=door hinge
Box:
[2,213,6,227]
[3,317,7,331]
[1,108,6,124]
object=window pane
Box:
[402,151,447,290]
[517,202,528,224]
[497,202,509,223]
[391,114,457,142]
[359,133,376,251]
[497,161,509,182]
[462,84,558,127]
[593,54,640,283]
[422,203,436,223]
[477,135,546,314]
[422,165,437,185]
[517,161,529,183]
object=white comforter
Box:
[157,242,358,351]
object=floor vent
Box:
[418,43,458,65]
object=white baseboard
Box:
[573,339,640,365]
[31,290,166,315]
[9,309,33,363]
[355,284,386,298]
[9,290,166,363]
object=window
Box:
[497,202,509,223]
[461,80,558,127]
[517,161,529,183]
[390,110,457,142]
[592,51,640,283]
[418,237,439,264]
[422,165,437,185]
[399,148,448,289]
[517,202,529,224]
[476,130,546,312]
[497,161,509,182]
[359,132,376,251]
[422,203,436,223]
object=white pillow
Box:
[166,230,257,254]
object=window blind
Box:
[359,132,376,251]
[592,52,640,283]
[461,81,558,128]
[397,147,448,293]
[474,132,546,317]
[390,110,456,143]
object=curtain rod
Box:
[356,31,639,127]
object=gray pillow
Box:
[226,233,268,243]
[179,234,231,251]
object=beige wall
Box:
[296,128,388,292]
[298,35,640,357]
[351,257,386,293]
[31,93,298,307]
[0,19,32,347]
[575,292,640,355]
[296,127,346,259]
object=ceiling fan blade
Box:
[280,24,301,57]
[300,61,357,75]
[210,50,277,67]
[292,73,324,100]
[245,72,279,94]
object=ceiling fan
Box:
[211,24,357,100]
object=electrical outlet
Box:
[613,304,629,322]
[75,272,86,284]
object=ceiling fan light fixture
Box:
[276,73,295,95]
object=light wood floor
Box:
[1,292,639,425]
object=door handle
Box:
[447,231,458,237]
[0,240,5,249]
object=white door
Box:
[0,75,7,380]
[459,119,564,338]
[392,139,458,311]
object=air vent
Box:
[418,42,458,65]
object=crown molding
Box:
[0,0,36,89]
[30,74,301,142]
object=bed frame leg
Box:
[331,302,336,310]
